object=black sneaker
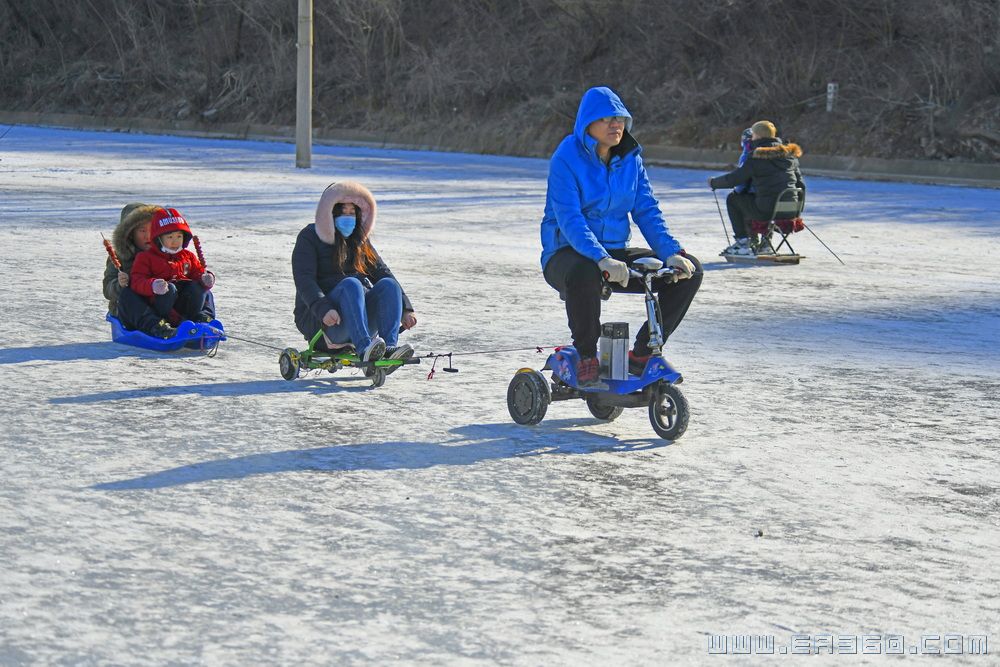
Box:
[194,313,214,323]
[149,319,178,339]
[384,343,414,375]
[361,336,386,363]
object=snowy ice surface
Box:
[1,126,998,665]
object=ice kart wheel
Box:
[370,367,386,388]
[279,348,301,380]
[507,369,549,425]
[586,395,623,422]
[649,383,689,441]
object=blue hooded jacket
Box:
[540,86,682,268]
[733,128,755,195]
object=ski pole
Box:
[802,223,846,265]
[712,189,731,246]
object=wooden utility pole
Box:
[295,0,313,168]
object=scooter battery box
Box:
[599,322,629,381]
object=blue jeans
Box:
[324,277,403,350]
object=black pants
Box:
[725,192,770,239]
[118,284,216,333]
[152,281,213,322]
[117,286,162,333]
[543,247,703,358]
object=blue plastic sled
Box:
[106,313,226,352]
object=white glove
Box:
[201,272,216,289]
[597,257,630,287]
[151,279,169,295]
[666,254,695,280]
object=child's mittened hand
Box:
[152,279,169,295]
[201,272,216,289]
[117,271,129,287]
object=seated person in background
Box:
[129,208,217,331]
[709,120,805,256]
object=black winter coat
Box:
[710,138,806,216]
[292,224,413,337]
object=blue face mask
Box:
[334,215,357,238]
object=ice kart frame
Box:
[278,329,420,388]
[506,257,690,441]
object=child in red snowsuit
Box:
[130,207,217,326]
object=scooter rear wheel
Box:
[649,382,689,440]
[586,396,624,422]
[507,369,549,425]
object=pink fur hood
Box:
[314,181,377,244]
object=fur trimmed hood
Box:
[112,203,160,265]
[752,142,803,160]
[314,181,377,244]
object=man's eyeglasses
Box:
[597,116,628,125]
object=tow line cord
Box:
[421,347,553,379]
[204,327,556,380]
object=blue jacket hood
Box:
[573,87,634,152]
[539,87,681,268]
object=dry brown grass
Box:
[2,0,998,161]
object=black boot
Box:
[149,319,178,339]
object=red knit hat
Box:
[149,207,193,248]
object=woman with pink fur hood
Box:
[292,181,416,364]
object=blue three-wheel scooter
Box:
[506,257,690,440]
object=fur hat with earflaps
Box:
[315,181,377,244]
[112,203,160,265]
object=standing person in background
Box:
[733,127,755,196]
[540,86,702,385]
[710,120,806,257]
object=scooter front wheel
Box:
[507,369,549,425]
[649,382,689,441]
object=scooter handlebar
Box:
[604,265,678,282]
[631,266,678,279]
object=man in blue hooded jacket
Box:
[541,86,702,386]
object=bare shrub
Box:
[1,0,997,160]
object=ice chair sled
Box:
[730,187,806,264]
